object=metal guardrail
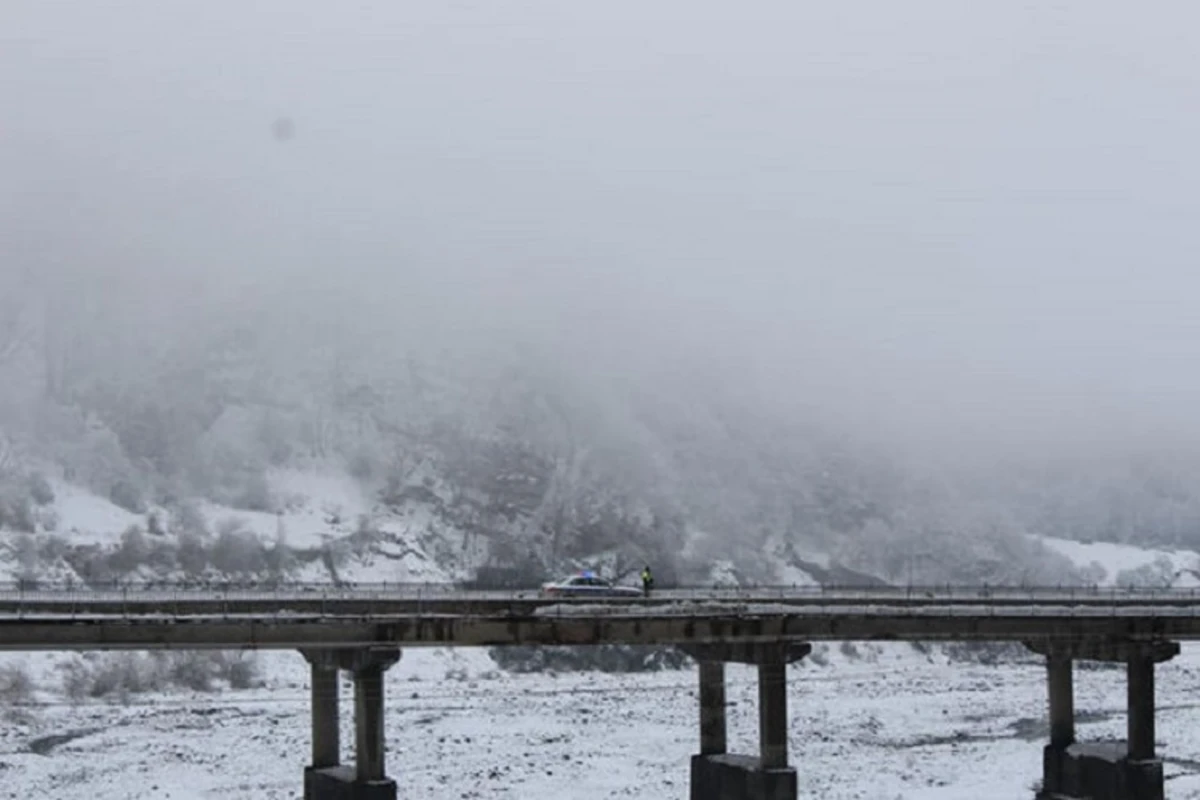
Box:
[1,580,1198,597]
[5,601,1200,625]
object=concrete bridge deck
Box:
[0,597,1199,649]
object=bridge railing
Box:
[0,579,1184,590]
[0,579,1192,591]
[0,581,1195,604]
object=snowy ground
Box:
[6,645,1200,799]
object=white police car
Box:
[539,571,644,599]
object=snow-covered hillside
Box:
[0,466,892,592]
[12,465,1200,594]
[1037,535,1200,588]
[2,468,471,587]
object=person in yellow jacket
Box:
[641,565,654,596]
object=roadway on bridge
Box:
[1,583,1198,619]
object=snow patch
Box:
[191,469,371,550]
[775,561,818,587]
[1038,535,1200,586]
[48,480,142,545]
[269,468,370,523]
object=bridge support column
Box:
[351,651,398,785]
[302,650,342,798]
[680,642,810,800]
[1127,652,1155,762]
[1039,653,1075,798]
[758,660,787,769]
[1048,654,1074,749]
[309,651,342,768]
[699,660,727,755]
[1026,639,1178,800]
[301,648,402,800]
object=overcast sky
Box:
[4,1,1200,454]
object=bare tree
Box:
[0,433,18,478]
[41,304,86,401]
[0,314,28,365]
[0,272,34,367]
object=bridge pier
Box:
[681,642,811,800]
[1127,651,1155,763]
[1047,654,1074,749]
[758,660,788,769]
[303,650,342,775]
[301,648,402,800]
[699,661,727,755]
[1026,639,1179,800]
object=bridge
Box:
[1,583,1196,800]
